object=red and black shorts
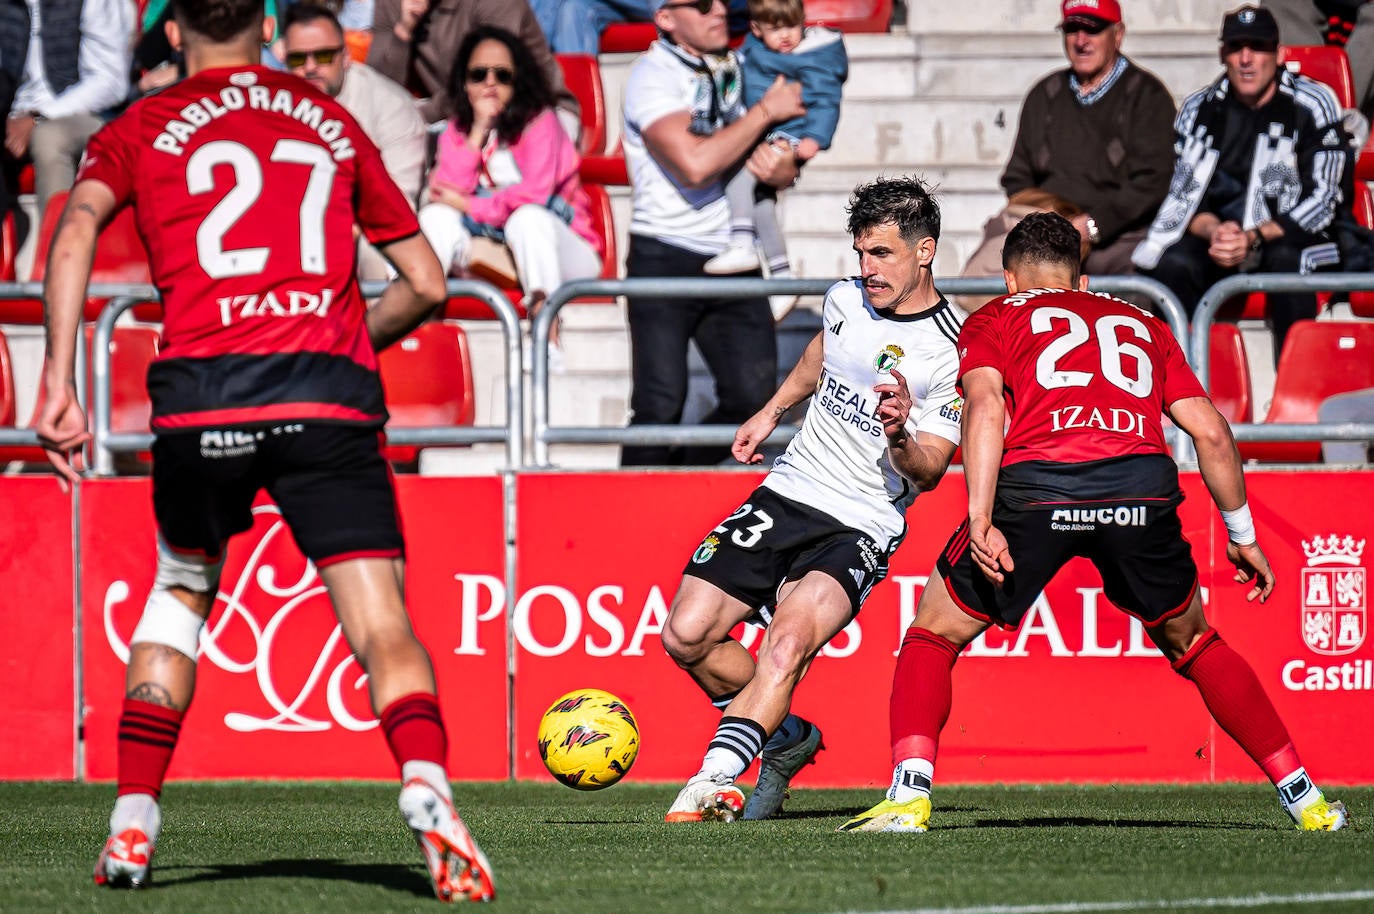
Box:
[151,423,404,566]
[936,455,1198,629]
[683,485,896,622]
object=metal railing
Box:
[28,276,524,472]
[1184,272,1374,463]
[529,274,1190,466]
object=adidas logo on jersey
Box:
[829,320,844,335]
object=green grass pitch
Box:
[2,781,1371,913]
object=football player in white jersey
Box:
[662,176,965,822]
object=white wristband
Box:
[1221,505,1256,546]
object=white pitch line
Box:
[843,889,1374,914]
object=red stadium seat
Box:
[1209,322,1252,424]
[1238,320,1374,462]
[1358,134,1373,182]
[1280,45,1356,107]
[0,324,160,466]
[0,210,17,282]
[803,0,891,32]
[1350,181,1374,317]
[377,321,475,466]
[556,54,607,157]
[0,328,16,429]
[0,190,159,324]
[598,22,659,54]
[581,137,629,187]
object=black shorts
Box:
[152,423,403,566]
[683,486,895,621]
[937,456,1197,628]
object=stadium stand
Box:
[598,0,891,52]
[0,191,159,325]
[1209,322,1252,425]
[377,320,476,466]
[1239,320,1374,463]
[1350,180,1374,317]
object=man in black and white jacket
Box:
[1133,4,1352,359]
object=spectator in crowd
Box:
[959,0,1175,305]
[417,25,603,357]
[3,0,132,227]
[367,0,580,134]
[530,0,748,56]
[703,0,847,322]
[1133,5,1352,361]
[619,0,804,466]
[1265,0,1373,116]
[132,0,287,99]
[285,3,427,283]
[0,1,27,243]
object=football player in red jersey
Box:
[841,212,1348,834]
[36,0,495,900]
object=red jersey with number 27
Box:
[75,66,419,431]
[957,288,1207,466]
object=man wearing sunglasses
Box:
[620,0,806,467]
[1133,4,1353,361]
[958,0,1175,306]
[284,3,427,282]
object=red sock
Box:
[117,699,184,799]
[889,627,961,766]
[379,691,448,767]
[1173,629,1299,783]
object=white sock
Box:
[1276,767,1321,816]
[887,758,934,803]
[110,793,161,843]
[402,760,453,803]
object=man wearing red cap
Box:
[958,0,1176,298]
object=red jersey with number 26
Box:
[75,66,419,431]
[957,288,1207,466]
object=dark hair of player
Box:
[1002,211,1082,277]
[171,0,264,43]
[282,2,344,37]
[845,176,941,246]
[447,26,556,146]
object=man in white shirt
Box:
[284,3,427,283]
[619,0,803,466]
[660,177,964,823]
[4,0,132,227]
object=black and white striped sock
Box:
[699,716,767,781]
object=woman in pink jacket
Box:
[418,25,605,354]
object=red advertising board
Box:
[2,469,1370,786]
[0,478,76,779]
[1203,472,1374,783]
[79,476,508,782]
[514,473,1231,790]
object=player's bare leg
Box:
[842,575,986,833]
[98,571,214,888]
[664,576,814,756]
[322,558,495,901]
[1153,593,1347,831]
[661,577,759,697]
[667,572,848,822]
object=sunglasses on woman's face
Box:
[660,0,719,14]
[466,66,515,85]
